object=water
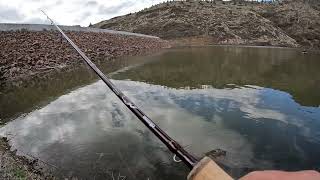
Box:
[0,46,320,179]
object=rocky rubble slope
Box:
[94,0,319,49]
[0,30,168,84]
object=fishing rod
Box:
[41,11,233,180]
[41,11,197,169]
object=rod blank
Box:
[41,11,198,169]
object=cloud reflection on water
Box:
[1,79,319,178]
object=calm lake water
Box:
[0,46,320,179]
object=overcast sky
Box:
[0,0,166,26]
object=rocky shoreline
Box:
[0,29,169,86]
[0,137,56,179]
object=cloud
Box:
[85,1,98,7]
[74,11,92,24]
[97,1,135,15]
[0,5,22,21]
[0,0,166,26]
[24,17,49,24]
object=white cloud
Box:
[0,0,165,26]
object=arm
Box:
[188,156,320,180]
[240,170,320,180]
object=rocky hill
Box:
[93,0,320,49]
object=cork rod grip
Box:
[188,157,233,180]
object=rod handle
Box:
[188,156,233,180]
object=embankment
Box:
[0,24,169,85]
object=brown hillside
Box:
[93,0,320,49]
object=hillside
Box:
[93,0,320,49]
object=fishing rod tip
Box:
[40,10,54,25]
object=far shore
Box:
[173,43,320,53]
[2,27,319,88]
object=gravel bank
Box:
[0,137,55,180]
[0,28,169,85]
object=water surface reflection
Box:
[1,46,320,179]
[1,79,320,179]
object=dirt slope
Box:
[94,0,320,49]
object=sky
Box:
[0,0,166,27]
